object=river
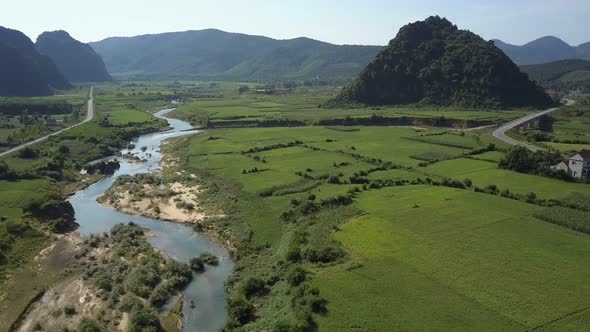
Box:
[67,108,233,331]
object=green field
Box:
[170,85,528,129]
[315,185,590,330]
[174,109,590,331]
[3,82,590,331]
[424,158,590,201]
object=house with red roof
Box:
[568,150,590,182]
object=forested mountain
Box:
[0,26,71,96]
[36,30,112,82]
[89,29,381,81]
[521,59,590,89]
[493,37,590,65]
[329,16,555,109]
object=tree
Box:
[227,296,255,327]
[18,147,39,159]
[129,306,161,332]
[58,144,70,154]
[238,85,250,94]
[287,266,306,286]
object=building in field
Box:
[553,150,590,182]
[46,118,58,126]
[568,151,590,181]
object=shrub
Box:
[129,305,161,332]
[464,178,472,188]
[64,305,77,316]
[305,246,345,263]
[227,296,256,327]
[126,265,161,298]
[165,260,192,290]
[78,318,103,332]
[190,257,205,272]
[149,283,171,307]
[242,277,268,299]
[286,246,302,262]
[287,266,306,286]
[95,273,113,292]
[484,184,499,195]
[119,295,144,312]
[18,147,39,159]
[199,252,219,266]
[327,176,341,184]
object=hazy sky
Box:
[2,0,588,45]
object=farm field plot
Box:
[424,158,590,200]
[186,127,486,190]
[545,106,590,143]
[468,150,505,162]
[315,185,590,331]
[188,133,374,193]
[0,179,51,218]
[105,107,154,125]
[171,85,528,127]
[544,141,590,153]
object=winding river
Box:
[68,108,233,331]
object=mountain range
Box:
[36,30,112,82]
[330,16,555,109]
[0,26,71,97]
[493,36,590,65]
[89,29,382,81]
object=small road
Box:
[0,86,94,158]
[492,99,575,151]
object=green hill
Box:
[89,29,381,81]
[36,30,112,82]
[0,26,71,97]
[521,59,590,83]
[329,16,555,108]
[520,59,590,89]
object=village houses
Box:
[553,150,590,182]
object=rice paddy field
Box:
[176,104,590,331]
[170,85,529,128]
[316,186,590,331]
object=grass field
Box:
[424,158,590,201]
[170,84,528,128]
[173,110,590,331]
[3,82,590,331]
[314,185,590,330]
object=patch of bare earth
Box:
[100,181,212,224]
[15,234,125,332]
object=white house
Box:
[568,151,590,181]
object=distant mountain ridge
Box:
[36,30,112,82]
[0,26,71,96]
[330,16,555,109]
[520,59,590,88]
[89,29,382,81]
[493,37,590,65]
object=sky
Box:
[1,0,589,46]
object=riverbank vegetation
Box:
[0,84,181,330]
[14,223,192,332]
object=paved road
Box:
[492,99,575,151]
[0,86,94,158]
